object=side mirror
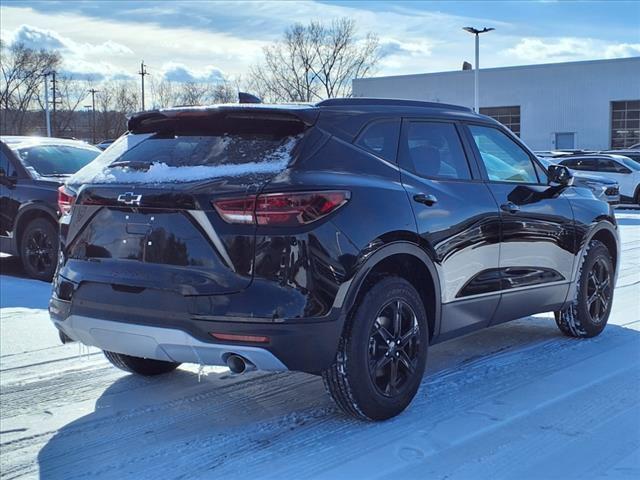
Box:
[548,164,573,186]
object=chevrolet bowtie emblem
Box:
[117,192,142,205]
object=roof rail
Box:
[315,97,471,112]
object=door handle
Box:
[500,202,520,214]
[413,193,438,206]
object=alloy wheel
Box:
[367,299,421,397]
[586,257,612,324]
[25,229,54,274]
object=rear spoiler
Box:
[128,105,319,133]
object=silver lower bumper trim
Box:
[54,315,288,371]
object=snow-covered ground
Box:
[1,210,639,480]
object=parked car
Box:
[558,154,640,204]
[629,143,640,149]
[537,156,620,204]
[0,136,101,280]
[95,139,115,150]
[49,99,620,420]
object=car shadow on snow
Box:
[35,316,640,479]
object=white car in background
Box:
[558,154,640,204]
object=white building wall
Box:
[353,57,640,151]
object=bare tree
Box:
[248,18,380,102]
[0,41,60,134]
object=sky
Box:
[1,0,639,84]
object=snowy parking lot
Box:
[1,209,639,480]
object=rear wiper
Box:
[109,160,150,170]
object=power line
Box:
[138,60,149,111]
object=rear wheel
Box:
[322,277,428,421]
[555,240,613,338]
[20,217,58,281]
[103,351,180,376]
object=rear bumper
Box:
[49,293,345,374]
[54,315,288,371]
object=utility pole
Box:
[44,73,51,137]
[463,27,495,112]
[138,60,149,111]
[51,71,57,135]
[88,88,99,143]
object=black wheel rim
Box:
[586,258,611,324]
[25,229,54,274]
[368,299,421,397]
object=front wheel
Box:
[104,351,180,376]
[555,240,614,338]
[20,217,58,281]
[322,277,428,421]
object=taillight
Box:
[57,185,76,215]
[213,190,350,226]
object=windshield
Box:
[620,156,640,171]
[16,144,100,176]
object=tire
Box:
[555,240,614,338]
[103,351,180,376]
[322,277,429,421]
[19,217,58,281]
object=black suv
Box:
[0,136,100,280]
[49,99,619,420]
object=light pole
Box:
[43,73,51,137]
[463,26,494,112]
[88,88,99,143]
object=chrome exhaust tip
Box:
[226,354,255,374]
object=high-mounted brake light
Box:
[57,185,76,215]
[213,191,350,226]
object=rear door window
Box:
[355,119,400,162]
[399,121,472,180]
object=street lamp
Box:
[463,26,494,112]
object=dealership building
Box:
[353,56,640,151]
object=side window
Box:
[599,159,628,173]
[468,125,539,183]
[598,158,620,173]
[355,119,400,162]
[561,158,597,171]
[399,121,471,180]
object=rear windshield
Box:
[69,130,302,185]
[112,133,294,168]
[16,145,99,176]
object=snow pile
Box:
[68,134,299,185]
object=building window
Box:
[479,106,521,137]
[611,100,640,148]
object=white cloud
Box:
[604,43,640,59]
[161,63,226,83]
[506,37,640,63]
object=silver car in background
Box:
[537,156,620,204]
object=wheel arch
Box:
[567,220,620,302]
[337,242,441,343]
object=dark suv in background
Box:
[1,137,100,280]
[49,99,619,420]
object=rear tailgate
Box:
[61,108,314,296]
